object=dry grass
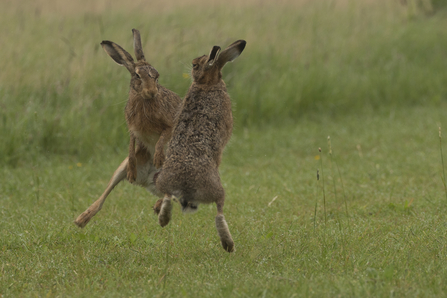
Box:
[1,0,327,16]
[0,0,408,89]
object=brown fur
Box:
[152,198,163,215]
[74,29,181,228]
[156,40,246,252]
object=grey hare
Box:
[74,29,181,228]
[155,40,246,252]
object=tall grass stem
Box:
[439,127,447,201]
[319,147,327,225]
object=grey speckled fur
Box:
[156,40,246,252]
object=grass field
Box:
[1,0,447,297]
[2,106,447,297]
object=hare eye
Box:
[192,63,198,68]
[135,73,141,79]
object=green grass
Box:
[1,0,447,166]
[2,0,447,296]
[2,105,447,297]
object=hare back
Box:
[156,85,232,204]
[166,87,233,161]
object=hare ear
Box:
[206,46,221,66]
[101,40,135,73]
[132,29,146,62]
[216,40,246,69]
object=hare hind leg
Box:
[158,195,173,227]
[74,146,154,228]
[74,158,128,228]
[215,201,235,253]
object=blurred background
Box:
[1,0,446,167]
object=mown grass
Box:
[2,105,447,297]
[2,0,447,297]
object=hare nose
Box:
[143,88,158,99]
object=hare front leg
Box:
[158,195,173,227]
[74,158,128,228]
[127,134,137,183]
[153,129,170,169]
[215,200,235,252]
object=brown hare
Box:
[74,29,181,228]
[155,40,246,252]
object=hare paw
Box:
[158,197,172,227]
[74,211,91,228]
[158,214,171,227]
[221,239,235,253]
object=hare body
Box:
[156,40,246,252]
[157,84,231,206]
[74,29,181,228]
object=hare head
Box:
[101,29,159,99]
[191,40,246,85]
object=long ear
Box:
[132,29,146,62]
[216,40,246,69]
[100,40,135,74]
[206,46,221,66]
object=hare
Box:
[155,40,246,252]
[74,29,181,228]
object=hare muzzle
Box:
[142,85,158,99]
[136,71,159,99]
